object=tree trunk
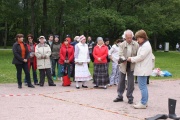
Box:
[23,0,29,37]
[30,0,36,36]
[153,34,157,51]
[4,21,7,49]
[42,0,47,35]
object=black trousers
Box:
[15,63,32,86]
[39,68,54,86]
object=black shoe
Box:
[76,87,80,89]
[28,84,35,88]
[94,85,99,88]
[39,84,43,87]
[82,85,88,88]
[113,98,123,102]
[128,100,133,104]
[49,84,56,86]
[34,83,39,85]
[18,85,22,89]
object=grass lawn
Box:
[0,50,180,83]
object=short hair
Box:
[124,29,134,37]
[48,34,54,38]
[15,34,24,41]
[135,30,148,40]
[27,34,34,39]
[115,39,124,44]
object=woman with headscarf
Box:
[35,36,56,87]
[58,38,74,86]
[74,35,92,89]
[12,34,35,88]
[93,37,109,89]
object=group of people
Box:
[12,29,154,109]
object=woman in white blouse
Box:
[74,35,92,89]
[127,30,153,109]
[108,39,123,86]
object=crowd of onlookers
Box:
[12,29,154,109]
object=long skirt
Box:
[75,63,92,81]
[93,63,109,86]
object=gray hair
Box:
[122,29,134,39]
[97,37,103,42]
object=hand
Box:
[23,59,27,62]
[64,60,69,63]
[30,54,34,58]
[110,57,114,62]
[98,57,101,61]
[41,55,45,59]
[127,57,131,62]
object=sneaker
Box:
[53,76,57,80]
[104,86,107,89]
[133,102,147,109]
[135,101,148,107]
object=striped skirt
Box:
[93,63,109,86]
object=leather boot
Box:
[168,98,180,120]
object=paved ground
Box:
[0,80,180,120]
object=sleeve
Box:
[60,47,65,61]
[69,47,74,62]
[45,46,51,58]
[108,45,114,56]
[100,46,108,60]
[74,44,79,62]
[35,46,42,59]
[12,44,24,62]
[87,47,90,62]
[25,45,30,59]
[119,43,124,58]
[93,46,98,60]
[131,46,151,63]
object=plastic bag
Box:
[162,71,172,77]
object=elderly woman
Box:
[74,35,92,89]
[127,30,153,109]
[58,38,74,86]
[93,37,109,89]
[12,34,35,88]
[108,39,123,86]
[35,36,56,87]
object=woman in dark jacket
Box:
[12,34,35,89]
[51,35,61,80]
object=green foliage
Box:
[0,0,180,47]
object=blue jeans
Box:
[137,76,148,105]
[24,62,38,84]
[52,59,59,77]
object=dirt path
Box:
[0,80,180,120]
